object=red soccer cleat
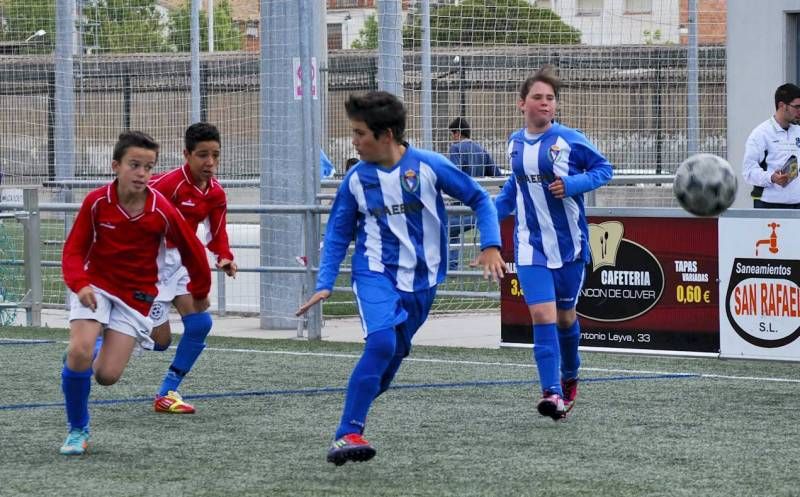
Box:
[562,377,579,415]
[154,390,196,414]
[536,390,567,421]
[326,433,376,466]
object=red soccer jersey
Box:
[62,182,212,316]
[149,164,233,262]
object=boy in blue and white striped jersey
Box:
[496,66,613,421]
[296,91,506,466]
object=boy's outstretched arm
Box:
[472,246,506,282]
[296,289,331,316]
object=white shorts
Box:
[69,286,154,350]
[152,247,190,326]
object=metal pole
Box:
[687,0,699,156]
[22,189,42,327]
[55,0,76,186]
[299,0,322,340]
[191,0,201,123]
[208,0,215,53]
[459,56,466,118]
[376,0,404,99]
[420,0,432,149]
[259,1,306,330]
[216,270,226,316]
[123,74,132,130]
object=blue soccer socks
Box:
[335,328,396,439]
[558,320,581,381]
[61,365,93,431]
[533,323,562,396]
[158,312,212,397]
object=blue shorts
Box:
[517,261,585,309]
[352,272,437,356]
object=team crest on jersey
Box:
[548,145,561,163]
[149,302,166,322]
[401,169,419,193]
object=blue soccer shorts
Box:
[516,261,586,310]
[352,271,437,356]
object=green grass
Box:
[1,326,799,497]
[0,218,69,305]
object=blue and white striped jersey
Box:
[316,144,501,293]
[495,123,613,268]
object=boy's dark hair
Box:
[519,64,561,101]
[185,122,221,152]
[345,157,359,172]
[775,83,800,110]
[113,130,159,162]
[448,117,471,138]
[345,91,406,143]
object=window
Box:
[576,0,603,16]
[330,0,369,8]
[328,23,343,50]
[625,0,652,14]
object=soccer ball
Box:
[673,153,737,217]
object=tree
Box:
[405,0,581,47]
[350,0,579,50]
[86,0,170,53]
[0,0,242,54]
[0,0,56,52]
[168,0,242,52]
[0,0,168,53]
[351,13,378,50]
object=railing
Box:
[0,175,676,336]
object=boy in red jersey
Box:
[60,131,211,455]
[147,122,237,413]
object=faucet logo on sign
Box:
[755,222,780,256]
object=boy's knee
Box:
[557,317,576,330]
[65,346,94,370]
[150,323,172,350]
[365,329,397,361]
[183,312,213,341]
[94,369,121,386]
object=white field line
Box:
[3,338,799,384]
[201,346,800,384]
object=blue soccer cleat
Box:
[60,428,89,456]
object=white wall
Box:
[552,0,680,45]
[727,0,800,207]
[327,8,376,49]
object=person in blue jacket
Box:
[320,150,335,179]
[447,117,501,270]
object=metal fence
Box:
[0,173,676,335]
[0,45,725,185]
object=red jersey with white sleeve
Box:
[61,182,212,316]
[148,163,233,263]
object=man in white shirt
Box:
[742,83,800,208]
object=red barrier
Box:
[500,216,719,353]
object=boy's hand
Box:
[469,247,506,283]
[217,259,238,278]
[77,286,97,311]
[771,171,790,187]
[548,177,566,198]
[296,289,331,316]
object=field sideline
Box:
[1,325,798,497]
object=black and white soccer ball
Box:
[673,153,737,217]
